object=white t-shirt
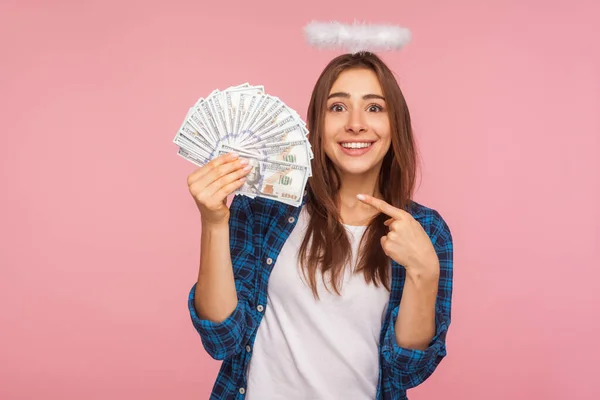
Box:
[245,208,391,400]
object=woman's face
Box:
[323,68,391,179]
[246,158,260,183]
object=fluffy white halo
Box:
[303,20,412,53]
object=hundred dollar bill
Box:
[232,93,253,141]
[221,141,312,177]
[178,114,217,153]
[193,97,221,144]
[217,143,261,159]
[237,94,259,140]
[173,131,212,161]
[244,140,312,175]
[241,121,309,149]
[248,96,281,131]
[173,113,213,156]
[241,106,308,147]
[216,149,308,207]
[206,93,228,142]
[214,92,237,144]
[255,100,306,134]
[225,85,264,143]
[240,96,281,143]
[239,95,269,140]
[177,147,209,167]
[184,108,217,147]
[241,98,287,141]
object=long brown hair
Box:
[298,52,419,298]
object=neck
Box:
[336,169,381,226]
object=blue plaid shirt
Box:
[188,194,453,400]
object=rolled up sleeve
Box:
[188,284,257,360]
[382,210,454,389]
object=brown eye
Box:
[329,104,345,112]
[368,104,383,112]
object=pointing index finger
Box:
[356,194,407,219]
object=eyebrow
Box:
[327,92,386,101]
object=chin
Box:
[325,141,389,178]
[331,157,382,177]
[337,165,379,177]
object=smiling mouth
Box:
[337,141,376,156]
[339,142,374,149]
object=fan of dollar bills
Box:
[173,83,312,207]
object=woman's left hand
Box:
[357,194,440,280]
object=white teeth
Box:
[341,142,372,149]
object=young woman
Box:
[186,52,453,400]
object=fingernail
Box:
[239,158,249,165]
[230,152,239,158]
[243,165,252,171]
[356,194,366,201]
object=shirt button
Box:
[239,387,246,395]
[266,258,273,265]
[246,345,251,352]
[257,305,264,312]
[288,216,295,223]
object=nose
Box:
[345,109,367,134]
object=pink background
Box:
[1,0,599,399]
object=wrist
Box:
[201,218,230,231]
[406,262,439,287]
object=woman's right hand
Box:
[187,152,252,225]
